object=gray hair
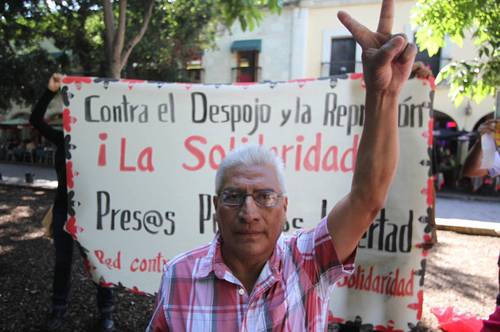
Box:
[215,144,286,194]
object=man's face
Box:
[214,163,288,263]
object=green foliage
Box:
[0,0,282,113]
[412,0,500,105]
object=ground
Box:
[0,185,498,331]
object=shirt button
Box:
[238,288,245,295]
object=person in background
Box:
[30,73,115,332]
[462,118,499,331]
[463,119,499,178]
[410,61,433,79]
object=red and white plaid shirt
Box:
[147,218,355,331]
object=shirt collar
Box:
[194,232,284,280]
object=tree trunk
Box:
[102,0,155,79]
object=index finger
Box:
[377,0,394,35]
[337,11,374,49]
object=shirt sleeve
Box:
[146,274,170,332]
[293,218,356,286]
[29,89,64,145]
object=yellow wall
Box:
[304,0,491,130]
[306,0,416,77]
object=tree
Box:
[101,0,281,78]
[412,0,499,106]
[0,0,281,112]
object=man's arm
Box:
[29,73,64,145]
[327,0,417,263]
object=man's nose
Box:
[238,195,260,222]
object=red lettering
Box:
[295,135,304,171]
[138,147,154,172]
[183,135,206,171]
[209,144,225,170]
[340,134,359,172]
[98,132,108,167]
[130,258,139,272]
[304,133,322,171]
[95,250,105,263]
[120,138,136,172]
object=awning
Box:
[0,118,30,127]
[433,129,475,140]
[230,39,262,53]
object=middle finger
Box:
[377,0,394,35]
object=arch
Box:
[9,112,30,120]
[433,109,457,129]
[472,112,494,132]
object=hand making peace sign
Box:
[338,0,417,94]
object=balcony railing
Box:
[320,61,362,77]
[177,68,205,83]
[231,66,262,83]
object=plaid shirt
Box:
[147,218,355,331]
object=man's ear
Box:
[283,196,288,214]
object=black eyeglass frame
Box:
[218,189,284,208]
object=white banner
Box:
[61,75,434,330]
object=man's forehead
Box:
[221,163,280,189]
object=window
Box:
[185,54,204,83]
[415,48,441,77]
[414,33,441,77]
[330,38,356,75]
[235,51,259,82]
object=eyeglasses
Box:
[219,189,283,208]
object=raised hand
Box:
[478,119,497,136]
[337,0,416,94]
[48,73,63,92]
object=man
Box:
[463,119,500,178]
[147,0,417,330]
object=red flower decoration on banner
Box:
[417,76,436,90]
[66,161,74,189]
[426,178,434,205]
[349,73,366,88]
[82,257,96,273]
[62,108,76,132]
[350,73,363,80]
[407,290,424,320]
[427,118,434,146]
[62,76,92,84]
[233,82,257,87]
[65,216,84,240]
[99,280,114,288]
[175,83,193,90]
[121,79,145,90]
[416,234,433,256]
[130,286,146,296]
[62,76,92,90]
[374,320,404,332]
[288,78,315,88]
[420,178,434,206]
[327,310,344,324]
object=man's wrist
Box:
[364,90,399,115]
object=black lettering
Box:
[85,95,100,122]
[96,191,110,230]
[191,92,207,123]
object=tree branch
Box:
[102,0,115,61]
[119,0,155,72]
[113,0,127,63]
